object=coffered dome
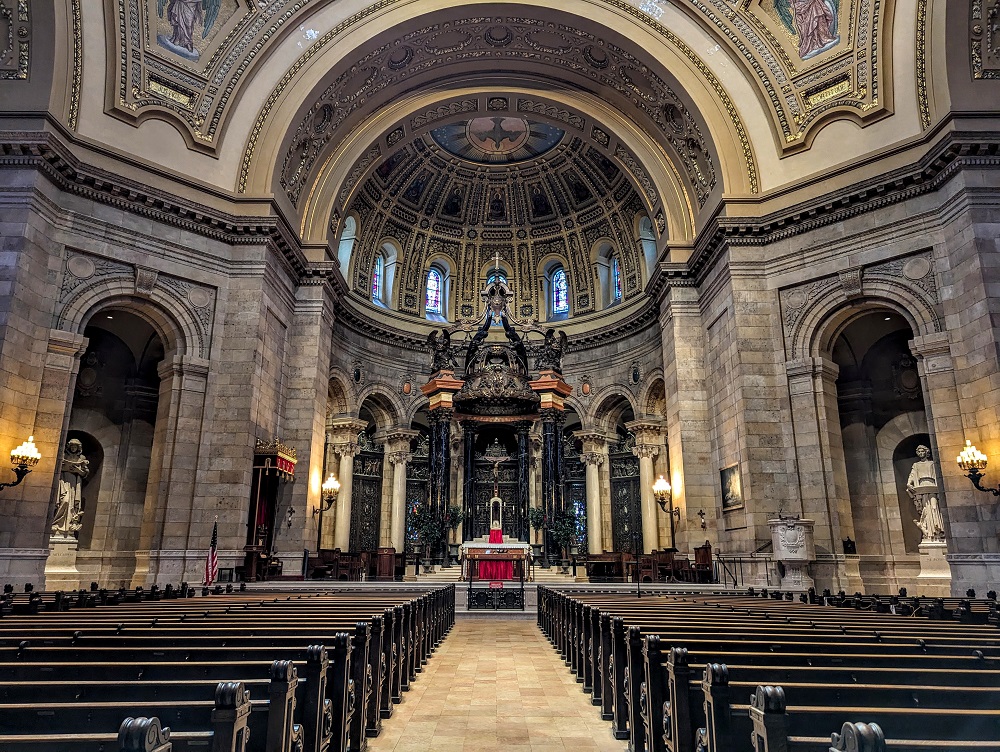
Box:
[340,118,657,325]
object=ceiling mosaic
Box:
[430,118,565,165]
[346,133,649,322]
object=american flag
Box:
[204,520,219,586]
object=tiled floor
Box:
[369,619,628,751]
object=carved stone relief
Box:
[60,250,217,358]
[779,250,940,358]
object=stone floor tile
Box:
[367,620,625,751]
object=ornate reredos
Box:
[104,0,897,168]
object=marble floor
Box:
[368,620,628,752]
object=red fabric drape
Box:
[478,528,513,579]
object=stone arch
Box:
[590,387,637,433]
[637,371,666,419]
[789,282,940,361]
[327,369,354,418]
[355,384,406,431]
[58,279,207,359]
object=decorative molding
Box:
[0,0,29,81]
[972,0,1000,80]
[68,0,83,129]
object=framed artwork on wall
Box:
[721,464,743,511]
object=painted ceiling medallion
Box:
[430,118,565,165]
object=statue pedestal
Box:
[916,540,952,596]
[769,517,816,592]
[45,537,81,590]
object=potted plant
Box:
[410,501,445,573]
[527,507,548,566]
[441,504,465,567]
[550,508,579,574]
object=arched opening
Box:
[337,214,357,273]
[638,215,658,283]
[832,308,931,588]
[423,261,453,322]
[593,240,622,309]
[541,261,570,321]
[371,241,399,308]
[52,308,164,587]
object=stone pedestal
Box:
[44,537,81,590]
[769,517,816,592]
[916,540,952,596]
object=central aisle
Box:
[368,619,628,751]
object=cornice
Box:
[687,129,1000,286]
[0,130,311,279]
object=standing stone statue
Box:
[52,439,89,539]
[906,444,946,543]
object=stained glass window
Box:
[612,256,622,301]
[487,271,508,286]
[552,267,569,315]
[426,268,442,314]
[372,255,383,302]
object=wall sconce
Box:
[314,474,341,516]
[653,475,680,553]
[653,475,673,513]
[697,509,707,530]
[0,436,41,492]
[957,440,998,496]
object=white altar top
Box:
[460,540,531,556]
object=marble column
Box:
[461,421,476,541]
[329,418,367,551]
[428,407,453,516]
[380,429,418,552]
[629,421,664,553]
[516,421,531,541]
[575,431,607,555]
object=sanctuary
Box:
[1,1,1000,599]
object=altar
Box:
[460,540,531,581]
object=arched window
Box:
[487,271,508,287]
[372,255,384,303]
[337,215,357,272]
[425,268,442,315]
[611,255,622,302]
[552,268,569,315]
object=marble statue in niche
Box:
[155,0,235,62]
[906,444,946,543]
[52,439,89,539]
[772,0,841,60]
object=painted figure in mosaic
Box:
[906,444,946,543]
[52,439,89,539]
[158,0,222,55]
[774,0,841,60]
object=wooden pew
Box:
[0,586,454,751]
[538,588,1000,752]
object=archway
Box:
[831,309,931,590]
[49,309,165,587]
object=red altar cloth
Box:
[477,528,514,579]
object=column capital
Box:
[331,441,360,458]
[580,451,605,467]
[574,430,611,453]
[539,407,566,424]
[387,451,413,467]
[632,444,660,460]
[428,406,454,424]
[375,428,419,447]
[625,419,664,449]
